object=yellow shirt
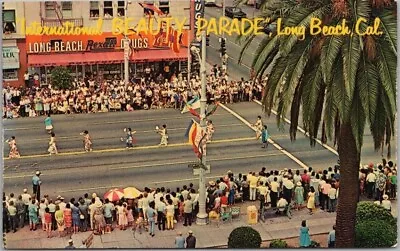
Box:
[257,186,268,196]
[249,176,258,188]
[270,181,279,192]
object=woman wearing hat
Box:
[294,182,304,211]
[381,194,392,211]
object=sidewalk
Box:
[5,202,336,249]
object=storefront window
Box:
[61,1,72,18]
[159,0,169,15]
[45,1,56,18]
[117,1,125,16]
[143,0,155,15]
[89,1,100,18]
[104,1,113,18]
[3,69,18,80]
[3,10,16,34]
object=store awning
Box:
[28,51,125,66]
[130,49,188,62]
[28,49,189,67]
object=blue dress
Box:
[72,206,80,227]
[261,129,269,143]
[299,226,311,247]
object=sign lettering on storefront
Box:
[120,38,149,50]
[194,0,205,35]
[28,41,84,53]
[2,47,20,69]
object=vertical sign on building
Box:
[193,0,205,37]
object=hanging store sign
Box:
[2,47,20,69]
[193,0,205,36]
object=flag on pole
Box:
[138,2,164,16]
[206,102,220,117]
[185,119,206,158]
[181,97,201,114]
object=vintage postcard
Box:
[2,0,397,249]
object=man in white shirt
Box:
[270,177,279,207]
[366,170,376,199]
[276,196,288,215]
[328,184,337,212]
[181,186,189,200]
[381,194,391,211]
[282,177,294,203]
[21,188,31,223]
[156,197,166,231]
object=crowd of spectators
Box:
[3,160,396,238]
[3,65,265,119]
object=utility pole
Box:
[187,29,191,82]
[123,0,131,90]
[221,0,227,72]
[196,30,208,225]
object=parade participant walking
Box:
[48,133,58,155]
[32,171,42,201]
[156,124,168,146]
[121,128,136,148]
[261,125,269,148]
[81,130,93,152]
[6,136,20,158]
[206,120,215,143]
[252,116,263,140]
[44,114,53,134]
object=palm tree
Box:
[237,0,396,247]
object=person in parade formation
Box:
[48,132,58,155]
[6,136,20,159]
[156,124,168,146]
[206,120,215,143]
[261,125,269,149]
[252,116,263,140]
[80,130,93,152]
[121,128,136,148]
[44,114,53,134]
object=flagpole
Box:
[196,30,208,225]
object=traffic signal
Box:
[219,37,226,57]
[206,35,210,46]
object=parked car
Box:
[205,0,216,6]
[225,7,247,19]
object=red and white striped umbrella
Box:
[103,188,124,202]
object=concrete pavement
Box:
[4,201,336,249]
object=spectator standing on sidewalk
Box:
[327,225,336,248]
[186,230,196,248]
[299,220,311,248]
[32,171,42,201]
[156,197,166,231]
[294,182,304,210]
[15,195,25,229]
[183,196,193,226]
[8,201,17,233]
[28,199,38,231]
[175,232,186,248]
[147,201,156,237]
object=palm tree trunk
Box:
[335,122,360,247]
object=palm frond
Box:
[378,9,398,55]
[321,27,344,83]
[350,86,367,153]
[358,57,379,124]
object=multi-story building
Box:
[4,0,192,86]
[3,2,27,87]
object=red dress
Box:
[44,212,52,224]
[63,208,72,228]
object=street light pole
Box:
[124,1,130,89]
[196,30,208,225]
[221,0,227,72]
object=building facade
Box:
[3,2,28,87]
[4,0,192,86]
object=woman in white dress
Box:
[117,202,128,230]
[48,133,58,155]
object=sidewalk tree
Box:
[50,66,73,90]
[237,0,397,247]
[228,226,262,248]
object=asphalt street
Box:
[2,3,396,202]
[3,101,394,202]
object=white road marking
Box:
[253,99,339,155]
[219,103,309,169]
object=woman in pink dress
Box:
[117,202,128,230]
[127,206,134,227]
[7,136,20,159]
[63,203,73,234]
